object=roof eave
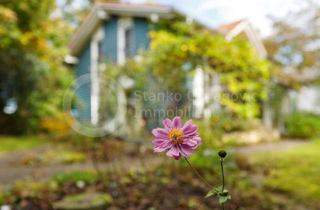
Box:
[69,4,174,57]
[97,3,173,18]
[223,20,268,59]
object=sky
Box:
[58,0,304,37]
[130,0,303,37]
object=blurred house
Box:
[272,67,320,131]
[192,19,267,119]
[279,67,320,113]
[66,2,268,133]
[66,2,172,133]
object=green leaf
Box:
[218,190,231,204]
[205,186,222,198]
[205,190,214,198]
[218,195,229,204]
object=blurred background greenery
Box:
[0,0,319,209]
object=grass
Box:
[0,136,46,153]
[250,139,320,207]
[53,171,98,185]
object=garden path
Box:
[234,139,307,155]
[0,139,308,187]
[0,144,162,187]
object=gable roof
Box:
[217,19,267,58]
[69,2,173,56]
[218,19,245,34]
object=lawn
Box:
[0,136,46,153]
[250,139,320,208]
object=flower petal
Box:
[182,120,198,137]
[152,128,169,139]
[166,146,181,159]
[154,143,172,152]
[179,144,195,157]
[172,116,182,128]
[162,118,172,130]
[183,135,202,146]
[152,117,201,159]
[153,138,168,146]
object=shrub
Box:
[209,112,259,132]
[284,112,320,139]
[53,171,98,186]
[194,112,260,147]
[40,115,72,135]
[194,119,223,148]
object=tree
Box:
[265,0,320,70]
[0,0,72,134]
[146,20,269,119]
[263,0,320,130]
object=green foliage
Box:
[251,140,320,207]
[53,171,98,185]
[0,0,73,134]
[188,148,237,175]
[147,21,270,119]
[194,120,224,148]
[53,192,113,209]
[98,20,270,134]
[188,149,221,171]
[284,112,320,139]
[41,150,86,165]
[103,20,270,123]
[209,112,259,132]
[206,186,231,204]
[193,113,260,148]
[205,186,221,198]
[60,152,86,163]
[265,0,320,70]
[0,136,46,153]
[99,59,148,126]
[10,180,58,200]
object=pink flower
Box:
[152,116,202,159]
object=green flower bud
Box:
[218,150,227,158]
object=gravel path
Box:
[234,139,307,155]
[0,145,161,187]
[0,139,308,187]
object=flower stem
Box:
[220,157,225,210]
[184,157,213,189]
[220,158,225,191]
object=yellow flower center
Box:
[168,128,184,145]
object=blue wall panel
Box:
[103,16,118,63]
[133,17,150,54]
[73,16,150,123]
[75,43,91,121]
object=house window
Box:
[118,18,133,65]
[98,39,104,63]
[124,27,133,58]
